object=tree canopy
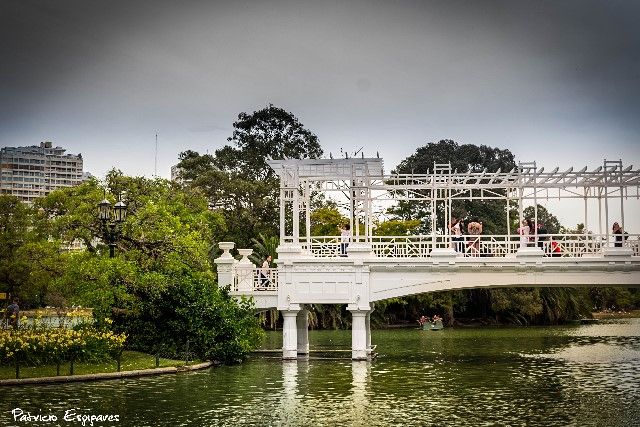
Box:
[177,105,323,248]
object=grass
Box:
[0,351,199,380]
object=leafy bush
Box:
[114,272,263,364]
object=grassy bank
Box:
[0,351,197,380]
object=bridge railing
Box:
[233,268,279,292]
[299,234,639,258]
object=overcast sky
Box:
[1,0,639,229]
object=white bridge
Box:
[215,157,640,360]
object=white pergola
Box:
[267,157,640,257]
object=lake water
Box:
[2,319,639,426]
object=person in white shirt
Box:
[518,219,531,248]
[340,224,351,256]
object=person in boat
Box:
[418,315,430,326]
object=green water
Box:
[2,319,639,426]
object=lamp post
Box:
[98,194,127,258]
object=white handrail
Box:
[298,234,639,258]
[253,268,279,291]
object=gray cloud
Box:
[1,0,639,176]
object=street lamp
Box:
[97,194,127,258]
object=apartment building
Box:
[0,141,84,203]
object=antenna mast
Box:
[154,132,158,177]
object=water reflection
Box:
[351,361,371,422]
[280,360,298,425]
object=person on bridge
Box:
[467,218,482,256]
[260,255,272,288]
[449,216,464,253]
[518,219,531,248]
[536,222,548,250]
[613,222,624,248]
[340,223,350,256]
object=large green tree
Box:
[178,104,323,248]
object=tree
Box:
[178,105,323,249]
[224,104,323,181]
[119,270,262,363]
[373,219,421,236]
[0,195,40,302]
[34,178,106,252]
[390,140,516,234]
[310,206,347,236]
[521,205,562,234]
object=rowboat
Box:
[422,319,444,330]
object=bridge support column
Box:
[296,307,309,355]
[350,309,369,360]
[282,307,300,360]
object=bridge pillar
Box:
[213,242,236,288]
[282,306,301,360]
[296,307,309,355]
[349,309,369,360]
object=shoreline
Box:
[592,310,640,319]
[0,361,213,387]
[376,311,640,329]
